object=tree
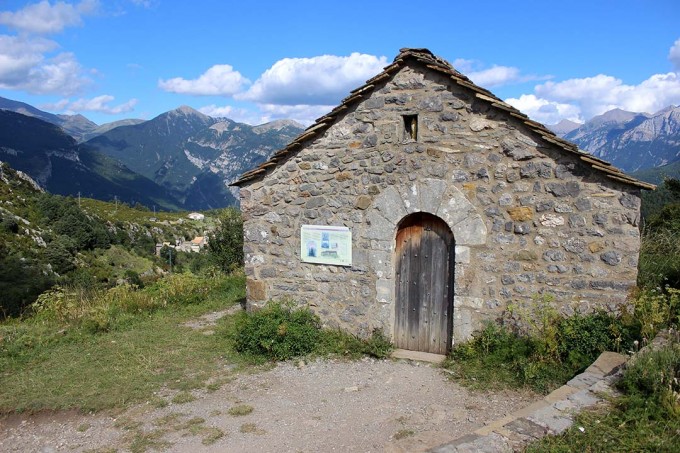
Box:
[208,208,243,272]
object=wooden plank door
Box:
[394,213,453,354]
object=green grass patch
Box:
[171,392,196,405]
[227,404,254,416]
[0,273,245,413]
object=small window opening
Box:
[403,114,418,141]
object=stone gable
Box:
[238,51,645,349]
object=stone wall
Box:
[240,62,642,345]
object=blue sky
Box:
[1,0,679,126]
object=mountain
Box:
[547,119,581,136]
[560,107,680,173]
[0,96,102,142]
[82,118,146,142]
[85,106,305,209]
[0,110,183,210]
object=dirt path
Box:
[0,357,539,452]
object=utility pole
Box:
[77,191,81,207]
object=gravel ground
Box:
[0,358,539,452]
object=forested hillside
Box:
[0,161,222,317]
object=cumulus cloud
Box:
[669,38,680,71]
[0,36,89,95]
[0,0,98,34]
[198,103,331,126]
[506,94,583,125]
[158,64,250,96]
[45,95,138,114]
[507,37,680,125]
[256,103,334,126]
[529,72,680,120]
[238,53,388,105]
[451,58,549,88]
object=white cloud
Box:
[47,95,138,114]
[0,0,98,34]
[158,64,250,96]
[238,53,388,105]
[669,38,680,71]
[468,65,522,87]
[451,58,549,88]
[198,103,331,126]
[531,72,680,120]
[0,35,89,95]
[506,94,582,125]
[257,103,334,126]
[0,35,56,84]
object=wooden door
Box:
[394,213,454,354]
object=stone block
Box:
[420,178,448,213]
[544,385,579,403]
[566,372,601,389]
[365,210,394,240]
[375,279,393,304]
[373,186,407,224]
[398,182,422,213]
[527,406,574,434]
[584,351,627,376]
[355,195,372,210]
[455,245,470,263]
[452,214,487,245]
[504,417,547,439]
[507,206,533,221]
[246,278,267,301]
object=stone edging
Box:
[428,330,678,452]
[427,351,627,452]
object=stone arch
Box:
[364,178,487,339]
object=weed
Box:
[394,429,415,440]
[127,428,170,453]
[240,422,266,435]
[201,427,224,445]
[209,410,221,417]
[171,392,196,404]
[113,417,142,431]
[228,404,254,416]
[76,423,91,432]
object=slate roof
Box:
[233,48,655,190]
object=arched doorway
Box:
[394,212,454,354]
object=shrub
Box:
[446,307,639,394]
[617,341,680,419]
[233,301,321,360]
[207,208,243,272]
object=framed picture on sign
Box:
[300,225,352,266]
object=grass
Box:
[0,273,246,413]
[228,404,254,416]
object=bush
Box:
[231,301,394,361]
[617,341,680,419]
[207,208,243,272]
[233,301,321,360]
[446,308,639,394]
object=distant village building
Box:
[233,48,653,354]
[156,236,208,255]
[187,212,205,221]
